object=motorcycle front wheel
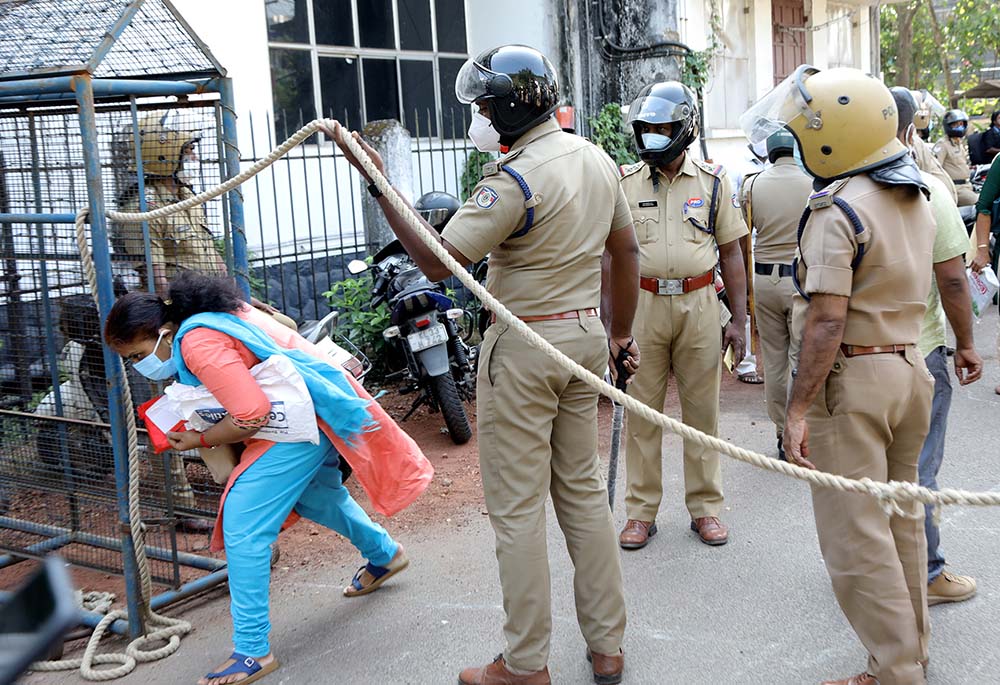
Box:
[428,373,473,444]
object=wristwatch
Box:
[367,181,383,198]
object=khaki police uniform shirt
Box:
[741,157,813,264]
[797,174,935,346]
[619,154,747,279]
[442,118,633,317]
[913,138,958,204]
[934,137,972,184]
[115,184,222,274]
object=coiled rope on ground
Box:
[40,117,998,680]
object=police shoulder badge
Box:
[475,186,500,209]
[731,193,740,208]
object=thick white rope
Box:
[109,118,1000,515]
[42,117,1000,679]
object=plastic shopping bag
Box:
[137,395,186,454]
[966,266,999,318]
[164,355,320,444]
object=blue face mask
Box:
[641,132,671,151]
[950,125,966,137]
[132,329,177,381]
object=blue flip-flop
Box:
[201,652,279,684]
[343,548,410,597]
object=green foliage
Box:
[681,49,713,94]
[587,103,636,167]
[881,0,1000,106]
[323,264,393,380]
[461,150,497,201]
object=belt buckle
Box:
[657,279,683,295]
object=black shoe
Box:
[777,436,786,462]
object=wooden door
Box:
[772,0,807,86]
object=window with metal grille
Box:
[264,0,469,139]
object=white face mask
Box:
[468,111,501,152]
[641,132,671,151]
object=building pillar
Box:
[807,0,829,69]
[360,119,413,251]
[749,0,775,99]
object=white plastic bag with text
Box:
[164,354,320,444]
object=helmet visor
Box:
[626,95,692,126]
[738,64,821,144]
[456,59,501,104]
[417,207,450,227]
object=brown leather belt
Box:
[840,343,908,358]
[640,269,714,296]
[490,308,599,325]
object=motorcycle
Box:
[347,243,475,445]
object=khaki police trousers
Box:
[625,286,724,522]
[954,183,979,208]
[807,347,932,685]
[752,270,801,438]
[477,314,626,672]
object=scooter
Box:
[299,310,372,382]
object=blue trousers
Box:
[918,346,951,583]
[222,433,398,656]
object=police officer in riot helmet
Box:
[741,65,937,685]
[413,191,461,232]
[321,44,638,685]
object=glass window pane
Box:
[435,0,467,53]
[319,56,362,129]
[314,0,354,46]
[358,0,394,49]
[398,0,432,51]
[269,48,316,136]
[438,57,466,139]
[265,0,309,43]
[362,58,399,122]
[400,60,437,137]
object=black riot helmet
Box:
[414,191,461,232]
[626,81,699,166]
[455,45,560,144]
[943,109,969,138]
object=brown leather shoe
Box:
[821,673,877,685]
[458,655,551,685]
[586,648,624,685]
[619,520,656,549]
[690,517,728,545]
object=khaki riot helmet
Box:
[739,65,908,181]
[129,111,200,177]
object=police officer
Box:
[615,81,747,550]
[934,109,979,207]
[115,112,295,326]
[750,66,935,685]
[739,130,812,459]
[322,44,638,685]
[115,113,227,297]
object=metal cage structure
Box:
[0,0,249,639]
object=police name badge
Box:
[475,186,500,209]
